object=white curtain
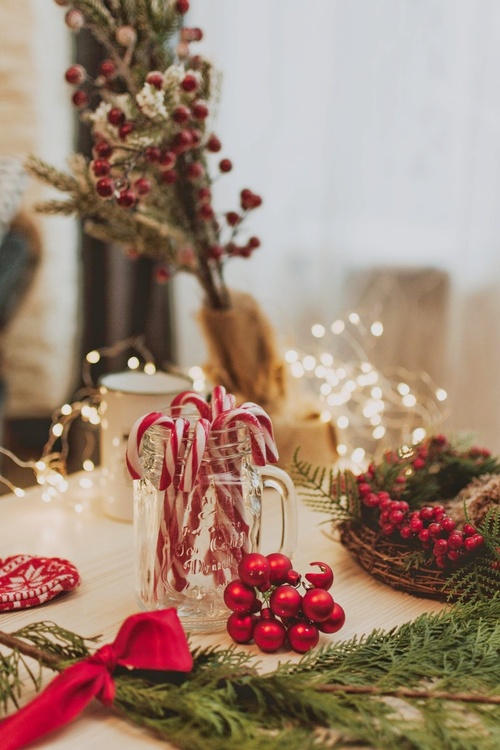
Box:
[175,0,500,453]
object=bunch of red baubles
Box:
[224,552,345,654]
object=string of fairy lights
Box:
[0,313,448,499]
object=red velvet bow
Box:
[0,609,193,750]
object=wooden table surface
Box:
[0,472,445,748]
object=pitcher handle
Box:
[261,464,298,559]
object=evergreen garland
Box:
[2,599,500,748]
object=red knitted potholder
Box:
[0,555,81,611]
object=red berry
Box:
[192,100,209,119]
[448,531,464,550]
[175,0,190,13]
[226,612,257,644]
[145,146,162,163]
[187,162,204,180]
[208,244,223,260]
[99,59,116,79]
[119,122,135,140]
[162,170,178,184]
[117,189,137,208]
[253,617,286,653]
[108,107,125,126]
[238,552,270,588]
[154,266,171,284]
[65,64,86,85]
[266,553,293,585]
[180,27,203,42]
[198,204,214,220]
[93,141,113,158]
[223,579,258,613]
[419,507,434,521]
[463,523,476,537]
[287,621,320,653]
[95,177,114,198]
[302,588,335,623]
[91,159,111,177]
[269,586,302,618]
[72,90,89,108]
[206,134,222,152]
[286,569,302,587]
[173,105,191,124]
[65,9,85,30]
[219,158,233,173]
[226,211,240,227]
[409,517,424,533]
[146,71,164,89]
[198,186,211,203]
[440,517,456,533]
[134,178,151,195]
[173,129,194,151]
[317,602,346,634]
[159,150,177,170]
[428,523,442,538]
[248,236,261,249]
[181,74,198,92]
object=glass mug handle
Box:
[260,464,298,558]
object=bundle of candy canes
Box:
[125,386,279,597]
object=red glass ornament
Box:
[269,585,302,618]
[287,621,320,653]
[253,618,286,653]
[305,562,334,590]
[223,579,257,613]
[238,552,270,588]
[266,553,292,585]
[226,612,257,644]
[301,588,335,623]
[317,603,346,634]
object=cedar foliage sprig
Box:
[3,600,500,748]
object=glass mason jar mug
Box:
[134,421,297,633]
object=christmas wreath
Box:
[293,435,500,603]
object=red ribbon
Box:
[0,609,193,750]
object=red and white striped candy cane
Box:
[211,408,267,466]
[170,390,212,420]
[211,385,236,419]
[126,412,178,483]
[240,402,279,464]
[179,417,211,492]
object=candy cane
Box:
[240,402,279,464]
[211,409,267,466]
[170,390,212,420]
[179,417,211,492]
[126,412,178,481]
[211,385,236,419]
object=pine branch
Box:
[291,449,359,522]
[3,600,500,748]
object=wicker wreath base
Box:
[339,521,450,601]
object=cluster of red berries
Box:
[357,438,487,569]
[224,552,345,654]
[60,2,263,270]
